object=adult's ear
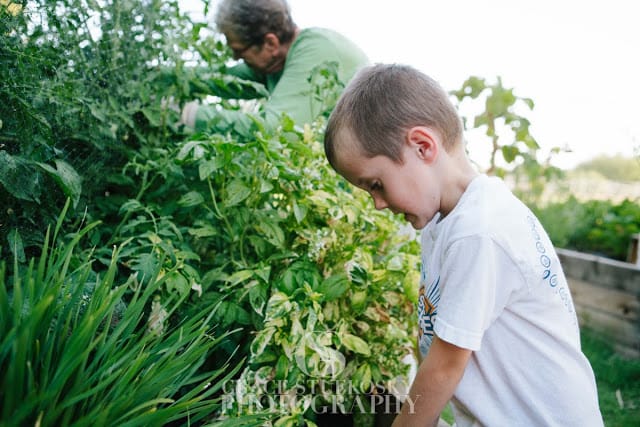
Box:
[262,33,281,51]
[406,126,439,163]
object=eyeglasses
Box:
[230,43,255,59]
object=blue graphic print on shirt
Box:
[417,267,441,357]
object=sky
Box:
[181,0,640,170]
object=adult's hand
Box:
[180,101,200,129]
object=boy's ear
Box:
[406,126,438,163]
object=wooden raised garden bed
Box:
[558,248,640,358]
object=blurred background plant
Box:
[452,77,639,262]
[534,197,640,261]
[451,75,565,206]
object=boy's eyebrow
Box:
[355,178,369,189]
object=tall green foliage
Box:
[0,201,267,426]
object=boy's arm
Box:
[392,335,472,427]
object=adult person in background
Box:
[180,0,369,134]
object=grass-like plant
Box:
[581,328,640,426]
[0,202,267,427]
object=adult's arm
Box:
[191,49,318,135]
[392,336,472,427]
[192,29,368,134]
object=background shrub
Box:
[534,197,640,260]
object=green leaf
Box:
[249,282,267,315]
[222,301,251,325]
[253,265,271,283]
[522,97,535,109]
[250,327,276,358]
[273,415,297,427]
[7,228,26,263]
[386,254,404,271]
[198,158,223,180]
[485,86,516,117]
[522,135,540,150]
[178,191,204,207]
[225,269,254,286]
[177,140,206,161]
[141,107,161,127]
[501,145,520,163]
[278,268,297,294]
[318,273,349,301]
[275,354,289,381]
[452,76,486,100]
[355,363,372,392]
[293,200,308,223]
[188,224,218,238]
[0,151,41,202]
[37,160,82,207]
[89,103,107,121]
[403,270,420,304]
[224,179,251,207]
[131,252,159,283]
[256,220,285,248]
[473,113,489,129]
[259,180,274,193]
[202,269,229,287]
[119,199,143,214]
[264,292,292,320]
[341,333,371,356]
[165,271,190,296]
[208,414,273,427]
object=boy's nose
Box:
[373,195,388,211]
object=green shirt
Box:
[194,27,369,134]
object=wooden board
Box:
[568,278,640,358]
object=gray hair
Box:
[324,64,463,168]
[215,0,297,46]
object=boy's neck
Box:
[438,148,479,218]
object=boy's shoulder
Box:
[441,175,528,239]
[425,175,554,283]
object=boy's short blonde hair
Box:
[324,64,462,168]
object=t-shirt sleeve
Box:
[433,235,514,351]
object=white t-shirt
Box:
[417,174,603,426]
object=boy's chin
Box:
[405,214,425,230]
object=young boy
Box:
[324,64,603,427]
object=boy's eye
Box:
[370,182,382,192]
